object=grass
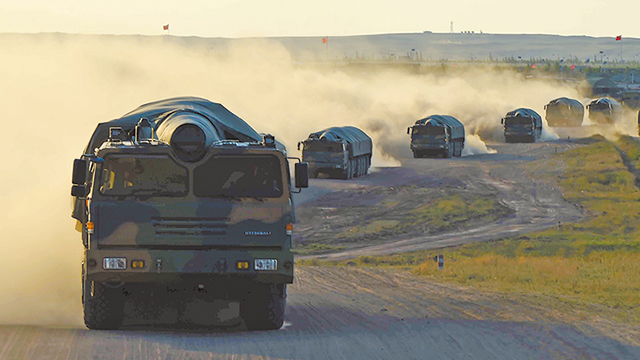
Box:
[292,243,347,256]
[299,135,640,323]
[337,195,511,240]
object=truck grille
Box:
[151,217,228,236]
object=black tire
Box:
[83,277,125,330]
[413,151,419,158]
[241,284,286,331]
[342,161,351,179]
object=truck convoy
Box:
[407,115,465,158]
[502,108,543,143]
[298,126,372,179]
[544,97,584,127]
[71,97,308,330]
[587,98,623,124]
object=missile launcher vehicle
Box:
[544,97,584,127]
[408,115,465,158]
[502,108,543,143]
[587,98,623,124]
[71,97,308,330]
[298,126,372,179]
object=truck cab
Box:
[408,115,464,158]
[72,98,308,330]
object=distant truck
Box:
[298,126,372,179]
[587,98,622,124]
[502,108,543,143]
[407,115,465,158]
[544,97,584,127]
[71,97,308,331]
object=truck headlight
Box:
[103,257,127,270]
[255,259,277,271]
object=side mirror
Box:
[297,142,301,151]
[72,159,87,185]
[407,127,411,135]
[71,185,88,198]
[294,162,309,188]
[500,118,504,124]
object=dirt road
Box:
[1,267,638,360]
[2,139,637,359]
[296,140,585,260]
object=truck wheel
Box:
[83,278,125,330]
[241,284,286,331]
[342,161,351,179]
[413,151,419,158]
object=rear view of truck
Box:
[299,126,372,179]
[544,97,584,127]
[587,98,622,124]
[71,97,308,330]
[502,108,542,143]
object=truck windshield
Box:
[413,126,445,138]
[505,117,532,125]
[303,142,343,152]
[99,155,188,197]
[194,155,283,198]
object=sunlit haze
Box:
[2,0,639,38]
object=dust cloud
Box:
[0,33,595,326]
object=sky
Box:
[1,0,639,39]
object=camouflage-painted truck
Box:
[544,97,584,127]
[298,126,372,179]
[71,97,308,330]
[501,108,543,143]
[587,97,623,124]
[408,115,465,158]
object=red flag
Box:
[616,35,622,41]
[531,64,536,68]
[322,37,328,44]
[571,64,576,70]
[163,24,169,31]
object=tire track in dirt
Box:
[297,142,586,261]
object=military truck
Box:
[71,97,308,330]
[587,98,622,124]
[501,108,543,143]
[544,97,584,127]
[407,115,465,158]
[298,126,372,179]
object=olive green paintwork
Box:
[80,139,295,286]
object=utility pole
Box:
[450,21,454,33]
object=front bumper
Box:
[85,248,294,284]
